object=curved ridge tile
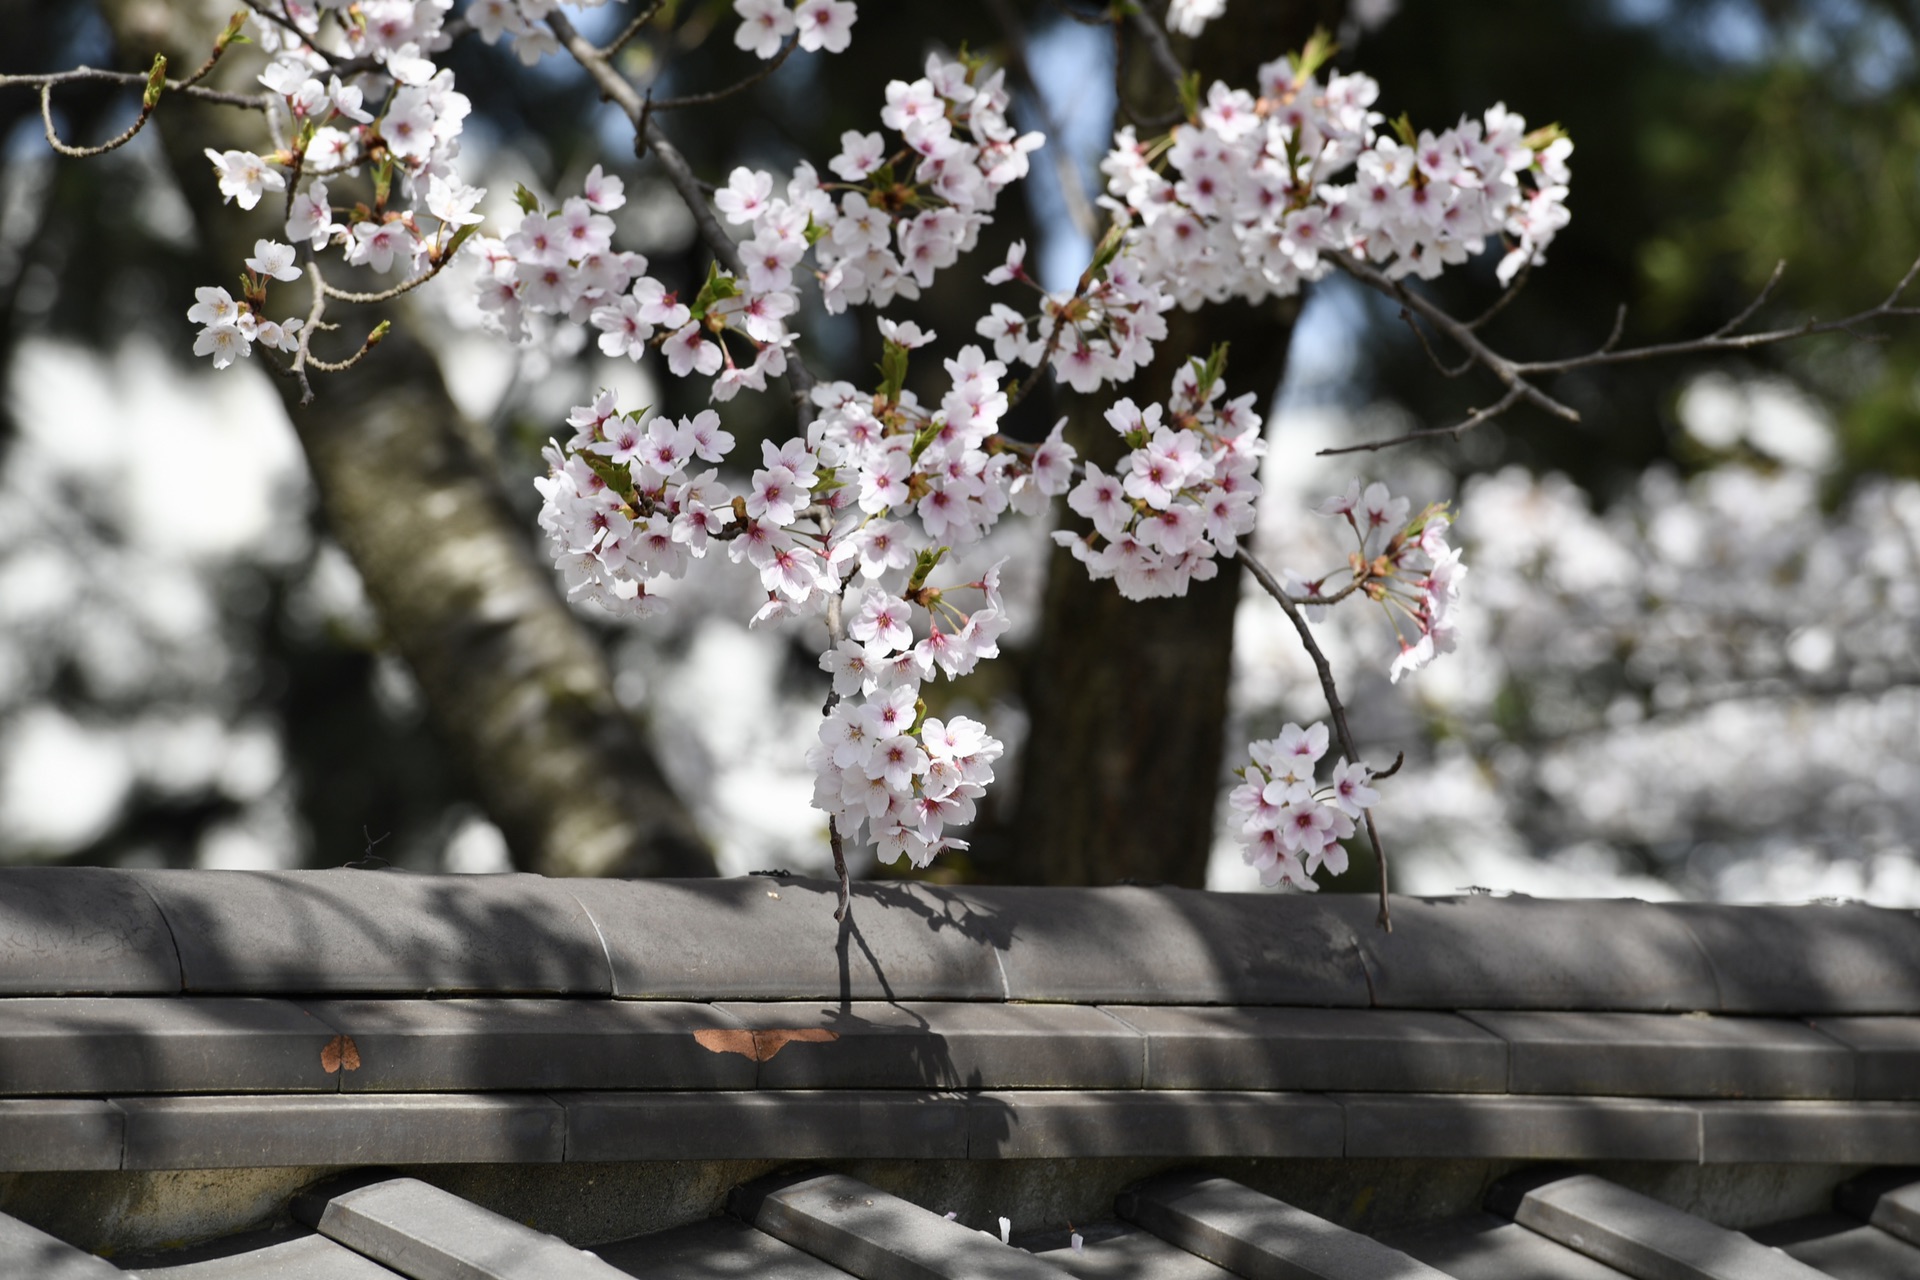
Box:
[567,878,1009,1001]
[126,870,611,995]
[0,868,181,995]
[1670,903,1920,1015]
[947,886,1371,1006]
[1324,896,1720,1012]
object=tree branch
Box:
[546,10,818,410]
[1237,544,1394,931]
[1329,248,1920,452]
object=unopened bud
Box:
[142,55,167,111]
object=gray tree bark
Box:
[100,0,714,878]
[993,2,1345,887]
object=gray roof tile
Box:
[0,996,339,1095]
[971,1090,1344,1159]
[1698,1101,1920,1164]
[1380,1212,1637,1279]
[593,1218,854,1279]
[0,1210,120,1279]
[1809,1017,1920,1099]
[1341,1094,1702,1160]
[0,869,180,996]
[560,1090,969,1162]
[731,1170,1072,1279]
[1750,1212,1920,1280]
[1101,1005,1505,1092]
[0,1098,122,1171]
[297,998,755,1093]
[1836,1169,1920,1247]
[296,1175,633,1279]
[711,1001,1144,1090]
[1326,896,1722,1012]
[1489,1171,1828,1279]
[126,870,611,995]
[1462,1010,1854,1099]
[1672,902,1920,1015]
[953,886,1371,1006]
[1022,1221,1239,1279]
[117,1093,564,1169]
[129,1230,406,1278]
[1116,1171,1452,1279]
[566,878,1008,1001]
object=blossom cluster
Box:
[1099,49,1573,312]
[1291,481,1465,682]
[1053,358,1264,600]
[481,51,1038,402]
[186,240,308,369]
[973,238,1176,393]
[807,572,1009,867]
[1227,722,1377,889]
[532,394,739,616]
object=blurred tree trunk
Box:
[101,1,713,878]
[994,2,1344,887]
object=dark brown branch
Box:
[1465,258,1529,330]
[2,65,271,111]
[1507,254,1920,375]
[1400,307,1475,378]
[648,36,799,111]
[1331,252,1582,424]
[1335,248,1920,452]
[1318,384,1525,456]
[603,0,668,56]
[983,0,1100,240]
[1128,5,1189,98]
[547,10,818,409]
[1712,259,1786,338]
[1235,545,1393,931]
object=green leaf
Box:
[512,183,542,216]
[217,11,251,49]
[442,220,483,261]
[878,339,910,404]
[1391,112,1417,149]
[582,453,640,505]
[690,259,740,318]
[1178,69,1203,121]
[906,546,947,594]
[1192,342,1230,401]
[1289,26,1339,83]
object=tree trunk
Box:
[993,3,1343,887]
[100,0,714,878]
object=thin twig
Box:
[823,586,853,921]
[320,242,461,304]
[1399,307,1475,378]
[39,83,152,157]
[983,0,1100,240]
[1127,6,1188,99]
[243,0,340,66]
[1317,384,1525,456]
[648,36,799,111]
[602,0,668,56]
[1332,252,1582,423]
[1507,255,1920,375]
[1711,259,1786,339]
[1334,249,1920,452]
[547,10,818,409]
[1465,258,1529,330]
[1236,545,1393,930]
[2,65,270,111]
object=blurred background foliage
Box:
[0,0,1915,890]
